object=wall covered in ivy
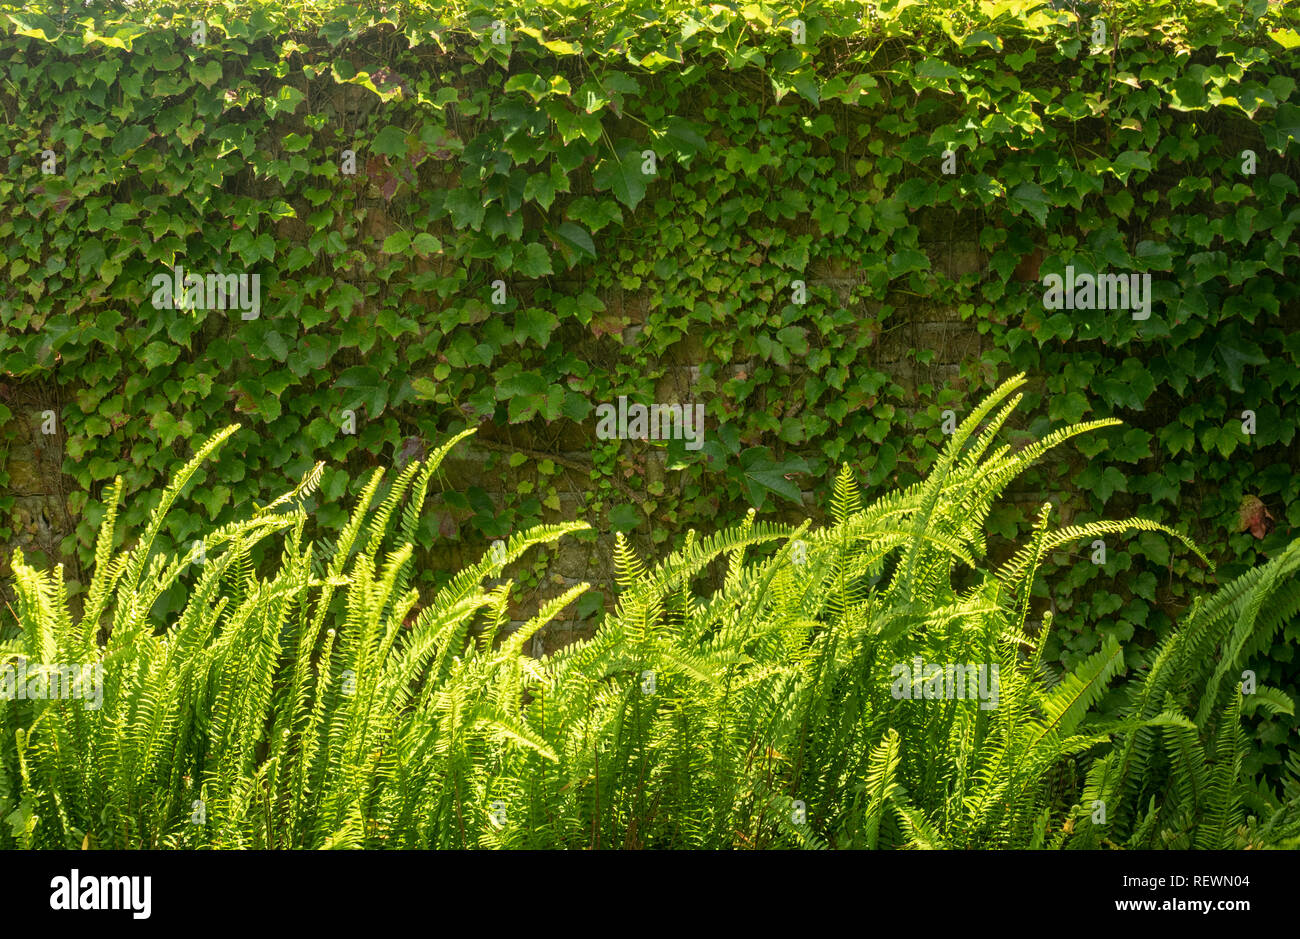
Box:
[1,0,1298,772]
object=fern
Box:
[4,383,1298,849]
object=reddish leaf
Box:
[1237,495,1275,540]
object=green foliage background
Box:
[1,1,1298,769]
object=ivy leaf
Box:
[1111,428,1153,462]
[1161,424,1195,456]
[110,125,150,156]
[504,73,565,101]
[565,196,622,232]
[195,484,231,520]
[1268,29,1300,50]
[592,141,648,211]
[334,365,388,417]
[193,59,223,88]
[1263,103,1300,153]
[506,394,544,424]
[411,233,442,256]
[1169,76,1209,111]
[888,247,930,276]
[444,189,487,230]
[1049,391,1088,423]
[737,448,809,510]
[150,411,192,446]
[895,178,935,207]
[790,70,820,106]
[550,104,603,146]
[1109,150,1152,181]
[1131,572,1158,603]
[1217,335,1267,393]
[608,504,639,532]
[915,59,962,80]
[575,590,605,619]
[141,341,179,370]
[372,125,409,157]
[638,49,683,69]
[382,231,411,254]
[496,370,550,400]
[1079,464,1128,502]
[1008,182,1049,226]
[265,84,306,117]
[552,221,596,264]
[7,13,55,41]
[776,325,809,357]
[514,308,558,346]
[261,330,290,362]
[1137,471,1181,505]
[1137,531,1171,567]
[1075,434,1109,459]
[523,167,564,209]
[1098,358,1156,410]
[411,377,438,401]
[1135,239,1175,269]
[1237,495,1276,539]
[515,242,553,277]
[663,117,709,158]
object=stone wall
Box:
[1,386,79,586]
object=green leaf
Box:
[915,60,962,80]
[192,59,224,88]
[411,233,442,256]
[1049,391,1088,424]
[1110,150,1152,180]
[552,222,596,262]
[1098,359,1156,410]
[334,365,389,416]
[514,308,558,346]
[790,70,820,106]
[1008,182,1049,226]
[592,141,648,211]
[141,341,179,370]
[372,125,409,157]
[261,330,290,361]
[663,117,708,157]
[266,84,306,117]
[1264,103,1300,153]
[1161,424,1195,456]
[565,196,622,232]
[609,504,639,532]
[496,371,549,398]
[382,231,411,254]
[737,449,810,509]
[1217,335,1267,393]
[444,189,487,230]
[1268,28,1300,50]
[110,125,150,156]
[775,325,809,356]
[515,242,553,277]
[575,590,605,619]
